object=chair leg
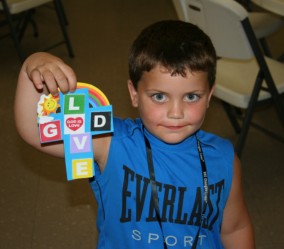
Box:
[1,0,25,61]
[235,108,254,157]
[17,10,38,41]
[17,12,29,41]
[259,38,272,58]
[29,16,39,37]
[221,101,241,133]
[235,71,264,157]
[53,0,74,57]
[56,0,68,25]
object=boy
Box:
[15,20,255,248]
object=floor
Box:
[0,1,284,248]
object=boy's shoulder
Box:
[112,117,142,138]
[198,129,232,145]
[197,129,234,161]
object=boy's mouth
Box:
[162,125,185,130]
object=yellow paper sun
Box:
[40,95,60,116]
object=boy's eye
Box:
[151,93,167,102]
[185,93,200,102]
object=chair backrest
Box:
[172,0,189,21]
[0,0,52,14]
[184,0,255,60]
[235,0,252,10]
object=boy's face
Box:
[128,65,214,144]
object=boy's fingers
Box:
[51,67,70,94]
[29,66,75,96]
[41,70,60,96]
[61,64,77,92]
[29,69,44,90]
[25,52,77,95]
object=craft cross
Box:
[37,83,113,180]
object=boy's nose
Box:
[167,101,184,119]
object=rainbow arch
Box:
[77,82,110,107]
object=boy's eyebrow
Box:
[145,88,165,92]
[145,89,207,94]
[185,90,207,95]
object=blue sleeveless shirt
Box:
[90,118,234,249]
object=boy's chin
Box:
[155,133,191,145]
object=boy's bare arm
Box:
[221,155,255,249]
[14,52,77,157]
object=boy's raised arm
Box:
[14,52,77,157]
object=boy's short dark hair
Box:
[128,20,216,89]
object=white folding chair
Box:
[184,0,284,156]
[172,0,284,57]
[0,0,74,61]
[236,0,284,57]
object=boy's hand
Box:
[15,52,77,157]
[24,52,77,96]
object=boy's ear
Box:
[128,80,138,107]
[207,83,215,108]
